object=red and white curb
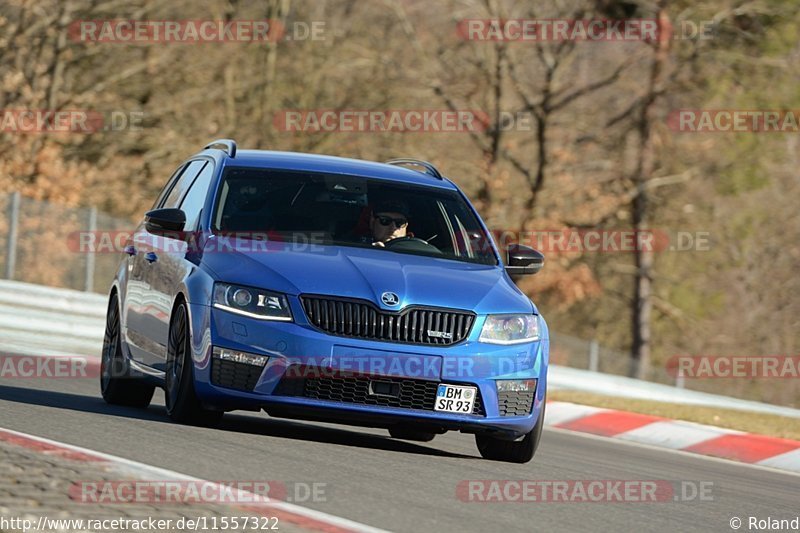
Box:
[545,401,800,474]
[0,427,387,533]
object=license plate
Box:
[434,384,476,414]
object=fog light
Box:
[212,347,268,367]
[495,379,537,393]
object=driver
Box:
[370,200,410,247]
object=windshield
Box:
[212,167,498,265]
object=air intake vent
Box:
[273,365,486,416]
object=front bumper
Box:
[189,303,549,439]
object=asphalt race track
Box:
[0,373,796,532]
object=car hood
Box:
[201,240,535,315]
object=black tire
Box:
[100,293,155,407]
[164,302,223,425]
[388,427,437,442]
[475,400,546,463]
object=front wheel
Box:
[475,400,546,463]
[164,302,223,426]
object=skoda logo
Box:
[381,292,400,306]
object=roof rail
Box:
[204,139,237,158]
[385,158,443,180]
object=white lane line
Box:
[0,426,390,533]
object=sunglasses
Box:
[374,214,408,227]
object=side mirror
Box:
[505,244,544,276]
[144,208,186,235]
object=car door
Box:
[140,160,215,366]
[123,160,205,367]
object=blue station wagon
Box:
[101,139,549,463]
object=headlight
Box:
[479,314,539,344]
[213,283,293,321]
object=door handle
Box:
[145,252,158,263]
[124,244,137,256]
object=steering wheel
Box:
[383,236,443,254]
[385,236,427,246]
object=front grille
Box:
[211,359,262,392]
[301,295,475,346]
[273,365,486,416]
[498,390,536,417]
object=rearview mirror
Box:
[505,244,544,276]
[144,208,186,235]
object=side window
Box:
[161,160,206,209]
[151,163,187,209]
[179,162,215,231]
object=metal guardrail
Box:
[0,279,105,357]
[549,366,800,420]
[1,279,798,419]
